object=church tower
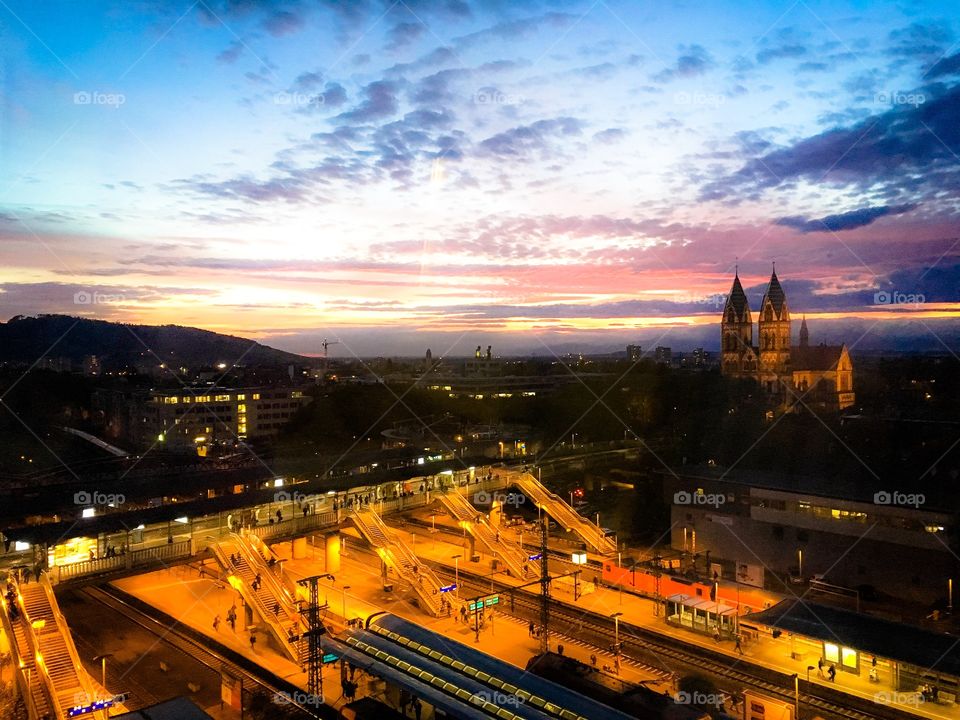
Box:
[758,266,791,385]
[720,270,754,377]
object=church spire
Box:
[799,315,809,348]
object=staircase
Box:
[1,585,55,719]
[513,473,617,555]
[436,490,539,579]
[348,509,445,616]
[213,536,306,665]
[17,575,104,719]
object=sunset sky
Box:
[1,0,958,356]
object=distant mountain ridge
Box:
[0,315,309,368]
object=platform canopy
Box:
[745,600,960,677]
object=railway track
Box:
[80,584,327,718]
[430,562,914,720]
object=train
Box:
[600,561,774,616]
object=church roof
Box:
[762,269,786,315]
[792,343,845,371]
[725,273,750,318]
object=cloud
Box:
[453,12,577,50]
[217,40,244,64]
[700,82,960,202]
[887,21,953,59]
[653,44,714,82]
[386,21,427,51]
[925,52,960,79]
[756,44,807,64]
[593,128,626,144]
[775,204,917,233]
[476,117,584,158]
[335,80,400,122]
[292,71,323,92]
[262,9,304,36]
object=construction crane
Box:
[319,338,340,383]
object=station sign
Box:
[68,694,129,717]
[440,583,457,593]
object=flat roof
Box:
[745,600,960,677]
[666,593,738,615]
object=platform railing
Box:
[55,540,192,583]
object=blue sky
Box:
[1,0,958,355]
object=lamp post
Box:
[793,673,800,719]
[611,612,623,673]
[452,554,462,598]
[342,585,351,625]
[93,653,112,693]
[798,549,803,580]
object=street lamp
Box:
[342,585,351,625]
[93,653,113,693]
[798,549,803,579]
[610,611,623,672]
[452,554,462,598]
[793,673,800,718]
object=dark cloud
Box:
[756,44,807,64]
[700,82,960,202]
[925,52,960,79]
[796,61,828,73]
[887,21,953,59]
[262,9,303,36]
[217,40,244,64]
[319,82,347,108]
[477,117,584,158]
[653,45,713,82]
[385,21,426,51]
[292,71,323,92]
[335,80,400,122]
[775,204,917,233]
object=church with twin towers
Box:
[720,266,856,411]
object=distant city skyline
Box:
[1,1,958,357]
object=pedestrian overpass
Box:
[512,473,617,555]
[0,573,107,720]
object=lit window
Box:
[252,393,261,400]
[236,393,245,400]
[215,394,231,402]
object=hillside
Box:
[0,315,308,369]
